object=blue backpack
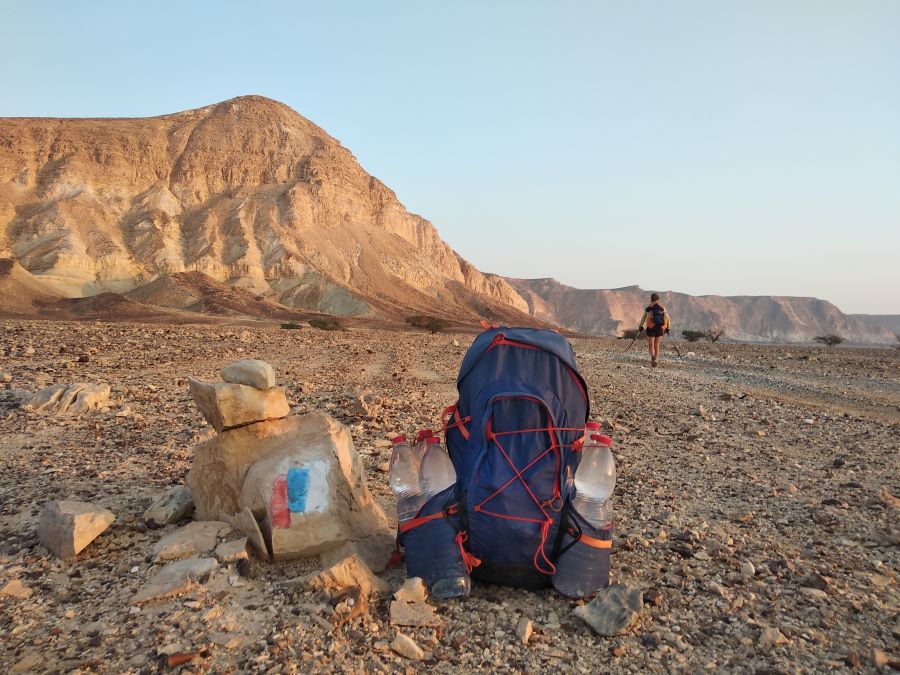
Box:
[401,327,591,589]
[648,304,666,330]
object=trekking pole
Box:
[624,328,642,352]
[664,332,683,358]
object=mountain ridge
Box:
[0,96,892,342]
[506,277,896,344]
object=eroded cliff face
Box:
[506,278,896,344]
[0,96,528,318]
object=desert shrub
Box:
[309,317,343,331]
[620,328,640,340]
[814,334,844,347]
[280,322,302,330]
[406,315,450,334]
[707,328,725,343]
[682,330,707,342]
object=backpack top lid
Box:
[457,327,584,388]
[456,327,590,424]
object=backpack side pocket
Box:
[551,502,612,599]
[398,485,471,594]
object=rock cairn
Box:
[186,359,391,562]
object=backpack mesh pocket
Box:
[551,503,613,599]
[399,486,469,590]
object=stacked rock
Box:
[188,359,289,433]
[186,359,391,565]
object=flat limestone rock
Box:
[144,486,194,527]
[221,360,276,390]
[393,578,428,604]
[759,627,789,648]
[237,412,390,560]
[226,507,270,561]
[573,583,643,636]
[131,556,219,604]
[391,632,425,660]
[0,579,33,599]
[152,521,232,562]
[516,617,533,645]
[389,598,441,628]
[303,554,389,598]
[215,538,249,563]
[389,579,440,628]
[188,378,289,433]
[38,501,115,560]
[24,383,110,415]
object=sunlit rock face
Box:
[0,96,528,320]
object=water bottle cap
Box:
[391,435,407,444]
[416,429,433,441]
[585,421,601,430]
[426,437,441,444]
[590,433,613,447]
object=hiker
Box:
[638,293,670,367]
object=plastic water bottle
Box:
[419,437,456,502]
[389,435,425,522]
[418,437,470,599]
[413,428,433,460]
[572,428,615,527]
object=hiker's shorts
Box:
[646,327,664,337]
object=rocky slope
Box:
[508,278,896,344]
[0,96,529,321]
[0,258,63,316]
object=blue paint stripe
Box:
[286,467,310,513]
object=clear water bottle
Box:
[413,428,433,460]
[419,437,456,502]
[418,437,470,599]
[389,435,425,522]
[572,429,615,527]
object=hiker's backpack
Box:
[648,304,666,330]
[402,327,593,590]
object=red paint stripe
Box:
[270,474,291,529]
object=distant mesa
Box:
[0,97,892,343]
[505,278,896,344]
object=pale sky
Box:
[2,1,898,313]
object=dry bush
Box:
[682,330,707,342]
[814,334,844,347]
[309,317,343,331]
[406,315,449,334]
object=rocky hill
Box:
[507,278,896,344]
[1,96,892,342]
[0,258,63,316]
[0,96,529,322]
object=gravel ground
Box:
[0,319,897,673]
